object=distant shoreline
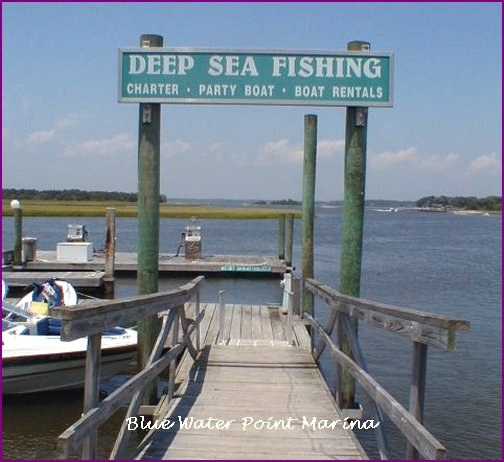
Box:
[1,200,302,219]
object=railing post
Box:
[81,333,102,459]
[195,291,201,351]
[286,290,293,345]
[167,308,180,403]
[218,290,226,344]
[406,341,428,459]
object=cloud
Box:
[370,147,417,169]
[418,152,460,172]
[370,147,461,174]
[64,132,135,157]
[27,128,57,146]
[318,139,345,159]
[25,116,76,147]
[255,138,343,165]
[161,139,192,158]
[255,138,298,165]
[467,152,501,175]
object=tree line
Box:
[416,195,501,211]
[2,189,168,203]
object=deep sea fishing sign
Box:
[118,48,394,107]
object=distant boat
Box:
[418,206,447,212]
[374,207,399,213]
[2,279,137,395]
[453,210,492,217]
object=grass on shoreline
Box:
[2,200,302,219]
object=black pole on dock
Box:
[338,40,370,410]
[136,33,163,405]
[302,114,317,317]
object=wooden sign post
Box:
[137,34,163,405]
[338,41,371,409]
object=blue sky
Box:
[2,2,502,201]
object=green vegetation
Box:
[1,200,301,219]
[2,188,167,203]
[416,195,502,211]
[254,199,302,206]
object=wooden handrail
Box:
[305,312,446,460]
[304,277,470,459]
[305,278,469,351]
[55,276,205,459]
[50,275,204,341]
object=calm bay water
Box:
[2,207,502,459]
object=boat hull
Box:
[2,331,137,395]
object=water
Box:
[2,208,501,459]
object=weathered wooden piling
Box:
[137,33,163,405]
[302,114,317,317]
[285,213,294,267]
[338,40,370,409]
[103,207,116,298]
[278,214,286,260]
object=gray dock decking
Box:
[3,270,105,288]
[135,303,367,460]
[23,251,286,276]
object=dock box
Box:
[56,242,93,262]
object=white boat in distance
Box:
[2,279,137,395]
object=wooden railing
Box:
[304,278,470,460]
[51,276,205,460]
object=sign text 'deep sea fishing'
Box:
[118,48,394,107]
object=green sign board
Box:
[118,48,394,107]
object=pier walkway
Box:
[54,276,469,460]
[135,303,365,459]
[136,343,366,460]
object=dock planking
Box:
[22,251,286,277]
[135,344,367,460]
[3,270,104,288]
[134,303,366,460]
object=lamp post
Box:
[11,199,22,265]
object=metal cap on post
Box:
[347,41,370,52]
[140,34,163,48]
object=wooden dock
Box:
[54,276,469,460]
[3,270,105,288]
[137,344,366,460]
[135,303,365,459]
[23,251,286,277]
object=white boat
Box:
[2,279,137,395]
[374,207,399,213]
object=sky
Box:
[2,2,502,201]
